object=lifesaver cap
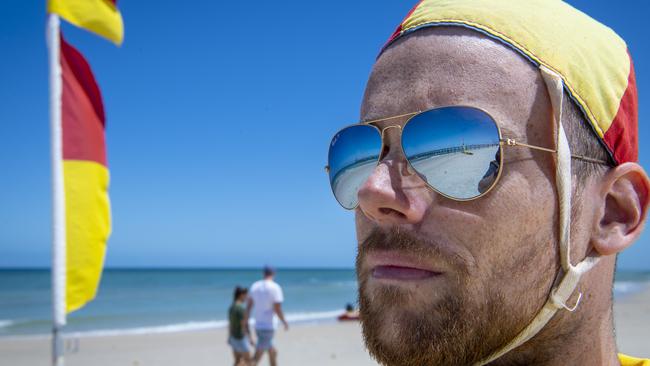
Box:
[381,0,638,165]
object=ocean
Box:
[1,269,648,339]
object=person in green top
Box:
[228,286,253,366]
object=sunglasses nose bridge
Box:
[376,124,403,163]
[377,124,419,179]
[379,124,402,140]
[380,125,403,154]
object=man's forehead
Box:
[361,27,546,137]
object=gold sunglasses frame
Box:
[325,106,610,209]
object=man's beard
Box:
[356,227,523,366]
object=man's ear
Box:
[591,162,650,256]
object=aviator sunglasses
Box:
[326,106,609,209]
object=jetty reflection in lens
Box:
[402,107,501,199]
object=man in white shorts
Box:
[247,266,289,366]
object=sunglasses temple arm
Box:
[569,154,610,165]
[500,138,609,166]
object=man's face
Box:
[355,28,564,365]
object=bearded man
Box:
[325,1,649,365]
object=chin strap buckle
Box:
[551,290,582,312]
[548,263,584,313]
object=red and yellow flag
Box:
[48,0,124,45]
[60,34,112,313]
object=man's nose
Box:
[357,152,430,226]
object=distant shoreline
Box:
[3,280,648,341]
[1,269,648,340]
[0,309,345,341]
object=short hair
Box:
[562,90,612,187]
[263,266,275,276]
[233,286,248,301]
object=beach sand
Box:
[0,322,378,366]
[2,287,648,365]
[614,286,650,357]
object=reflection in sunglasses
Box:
[331,158,378,209]
[478,150,501,194]
[407,143,500,199]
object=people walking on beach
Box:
[247,266,288,366]
[228,286,253,366]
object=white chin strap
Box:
[473,66,601,366]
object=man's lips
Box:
[367,251,443,281]
[372,265,440,280]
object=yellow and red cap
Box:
[381,0,638,165]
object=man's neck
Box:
[494,266,620,366]
[491,309,618,365]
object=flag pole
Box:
[46,13,66,366]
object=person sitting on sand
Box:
[325,1,650,365]
[228,286,253,366]
[337,303,359,321]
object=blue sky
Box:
[0,1,649,270]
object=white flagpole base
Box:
[52,327,64,366]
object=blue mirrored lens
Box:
[328,124,382,209]
[401,107,501,200]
